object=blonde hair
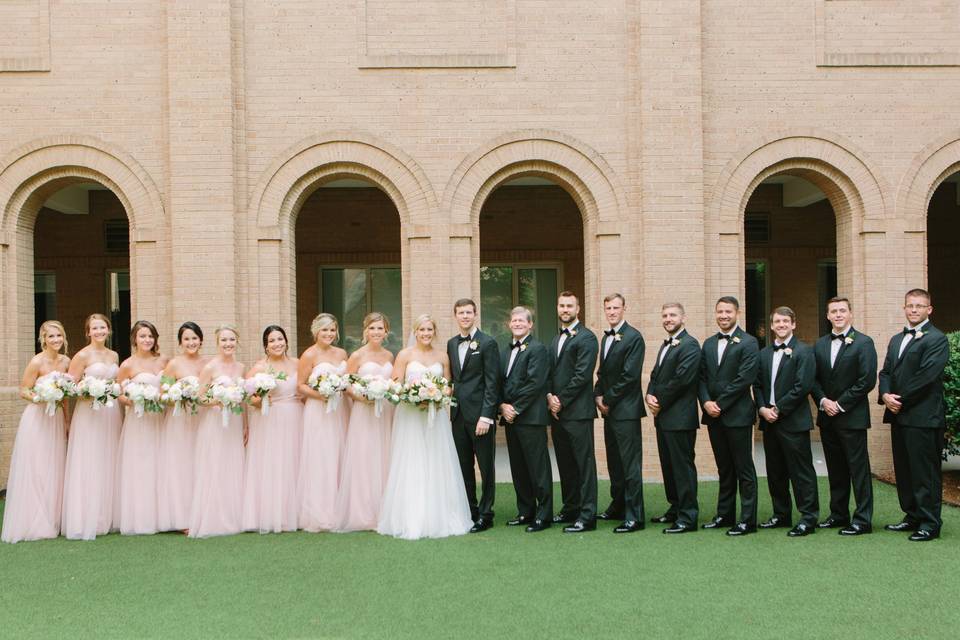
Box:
[509,306,533,324]
[38,320,68,355]
[310,313,339,342]
[361,312,390,343]
[412,314,436,343]
[83,313,111,344]
[215,324,239,341]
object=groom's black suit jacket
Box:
[499,336,550,426]
[878,323,949,429]
[447,329,500,425]
[548,323,599,420]
[811,327,877,430]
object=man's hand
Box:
[704,400,721,418]
[500,403,518,423]
[595,396,609,417]
[820,398,840,417]
[547,394,561,414]
[882,393,902,415]
[646,394,660,416]
[759,406,778,423]
[475,419,490,437]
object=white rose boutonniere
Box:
[732,336,741,344]
[614,334,622,342]
[520,343,527,352]
[670,338,681,347]
[844,334,854,345]
[469,340,479,351]
[783,347,793,357]
[569,329,578,337]
[914,330,925,340]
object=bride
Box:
[377,314,473,540]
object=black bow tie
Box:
[512,341,523,350]
[604,329,617,337]
[903,328,917,336]
[718,333,731,341]
[663,338,673,346]
[457,335,471,344]
[560,328,570,336]
[773,343,788,351]
[831,333,845,341]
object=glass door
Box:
[319,266,403,354]
[479,264,560,348]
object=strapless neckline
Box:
[405,361,443,383]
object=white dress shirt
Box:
[829,326,850,368]
[506,334,528,377]
[769,336,791,406]
[658,328,684,367]
[457,328,477,369]
[557,319,579,356]
[898,319,929,358]
[603,320,625,358]
[717,329,737,362]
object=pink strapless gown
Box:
[334,362,394,532]
[116,372,163,535]
[62,363,123,540]
[1,386,67,543]
[158,382,200,532]
[298,362,349,532]
[188,377,245,538]
[241,373,303,533]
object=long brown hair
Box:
[130,320,160,355]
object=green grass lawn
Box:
[0,479,955,639]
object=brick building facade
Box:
[2,1,960,487]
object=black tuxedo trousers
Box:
[452,413,497,522]
[505,423,553,522]
[706,424,758,525]
[551,418,597,522]
[762,425,819,526]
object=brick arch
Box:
[247,134,435,350]
[707,132,887,320]
[0,136,167,382]
[896,131,960,230]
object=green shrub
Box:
[944,332,960,460]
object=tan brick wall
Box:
[3,1,960,485]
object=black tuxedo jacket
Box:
[698,327,760,428]
[753,336,815,432]
[499,336,550,426]
[593,322,646,421]
[447,329,501,425]
[647,329,701,431]
[811,328,877,430]
[548,323,599,421]
[878,323,949,429]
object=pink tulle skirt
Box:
[333,400,392,532]
[298,397,349,532]
[187,406,244,538]
[157,408,199,532]
[241,400,303,533]
[115,408,163,535]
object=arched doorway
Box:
[743,173,838,346]
[294,177,403,353]
[33,182,131,359]
[478,176,586,348]
[927,171,960,332]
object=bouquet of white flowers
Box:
[30,371,75,416]
[75,375,123,411]
[399,373,456,426]
[160,375,201,416]
[123,381,164,418]
[206,378,247,427]
[307,371,351,414]
[244,370,288,416]
[350,374,402,418]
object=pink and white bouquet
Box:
[400,373,456,425]
[160,375,201,416]
[30,371,76,416]
[206,378,247,427]
[75,375,123,411]
[307,371,351,414]
[123,381,164,418]
[350,374,402,418]
[244,370,288,416]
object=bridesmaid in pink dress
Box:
[334,312,395,532]
[115,321,170,535]
[62,313,123,540]
[241,325,303,534]
[1,321,70,543]
[188,325,246,538]
[297,313,349,532]
[157,321,207,532]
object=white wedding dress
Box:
[377,361,473,540]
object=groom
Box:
[447,298,501,533]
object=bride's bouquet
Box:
[74,375,122,411]
[160,375,201,416]
[30,371,76,416]
[307,371,351,414]
[244,370,287,416]
[350,374,402,418]
[399,373,456,426]
[123,381,164,418]
[205,378,247,427]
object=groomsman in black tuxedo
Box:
[595,293,647,533]
[447,298,501,533]
[547,291,600,533]
[698,296,760,536]
[646,302,702,534]
[499,306,553,532]
[811,296,877,536]
[753,306,819,537]
[879,288,950,542]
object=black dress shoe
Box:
[613,520,644,533]
[650,514,676,524]
[817,516,850,529]
[563,520,596,533]
[701,516,732,530]
[506,516,531,527]
[787,523,815,537]
[839,523,872,536]
[469,519,492,533]
[908,529,939,542]
[552,513,577,524]
[884,520,919,532]
[596,510,624,521]
[759,516,791,529]
[524,519,551,533]
[725,522,757,536]
[663,522,694,534]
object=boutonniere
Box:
[914,330,925,340]
[469,340,479,351]
[732,336,741,344]
[520,344,527,352]
[670,338,680,347]
[783,348,793,357]
[613,333,622,342]
[569,329,578,337]
[844,333,854,345]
